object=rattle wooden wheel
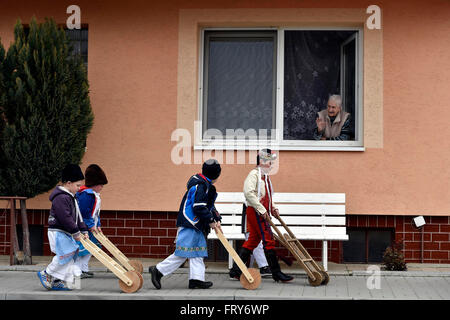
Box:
[320,270,330,285]
[118,270,142,293]
[307,271,323,287]
[239,268,261,290]
[129,259,144,274]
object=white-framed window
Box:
[197,27,364,151]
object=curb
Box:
[2,265,450,277]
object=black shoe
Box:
[229,268,241,280]
[229,247,252,279]
[189,279,213,289]
[149,266,163,289]
[259,266,272,277]
[272,271,294,282]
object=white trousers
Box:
[245,232,268,268]
[74,254,92,272]
[156,253,205,281]
[45,231,82,283]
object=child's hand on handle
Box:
[211,221,223,234]
[272,207,280,220]
[262,211,271,221]
[216,221,223,234]
[90,226,102,234]
[74,233,87,241]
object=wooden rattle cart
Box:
[215,228,261,290]
[93,231,144,274]
[79,237,143,293]
[268,217,330,286]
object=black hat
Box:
[85,164,108,187]
[61,164,84,183]
[202,159,221,180]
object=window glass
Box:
[200,29,361,147]
[203,32,276,139]
[283,30,357,140]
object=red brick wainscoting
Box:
[0,209,178,258]
[1,210,449,264]
[345,215,450,264]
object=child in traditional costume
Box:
[149,159,222,289]
[75,164,108,278]
[230,149,293,282]
[241,207,271,276]
[37,164,88,290]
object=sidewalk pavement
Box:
[1,255,450,300]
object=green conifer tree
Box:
[0,18,93,197]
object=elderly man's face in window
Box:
[327,99,341,117]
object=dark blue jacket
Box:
[176,174,221,234]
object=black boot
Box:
[265,249,294,283]
[149,266,163,289]
[189,279,213,289]
[229,247,252,279]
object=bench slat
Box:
[208,233,246,240]
[214,203,244,214]
[287,234,349,240]
[273,193,345,203]
[273,216,346,226]
[281,226,347,236]
[216,193,245,202]
[218,215,242,225]
[210,225,242,234]
[216,192,345,204]
[219,215,346,226]
[215,203,346,216]
[277,204,345,215]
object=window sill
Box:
[194,142,365,152]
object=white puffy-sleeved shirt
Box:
[243,168,275,216]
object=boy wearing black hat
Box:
[75,164,109,278]
[149,159,222,289]
[37,164,88,291]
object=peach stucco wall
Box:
[1,0,449,215]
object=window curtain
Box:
[283,31,355,140]
[205,37,275,137]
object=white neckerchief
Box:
[92,191,101,227]
[257,167,273,213]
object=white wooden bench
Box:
[207,192,348,271]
